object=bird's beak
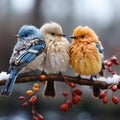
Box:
[14,34,21,39]
[70,35,75,39]
[59,34,66,37]
[61,34,66,37]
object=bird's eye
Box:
[51,33,55,36]
[81,35,85,38]
[23,33,28,37]
[25,34,29,37]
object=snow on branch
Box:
[0,71,9,80]
[0,71,120,90]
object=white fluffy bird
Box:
[40,22,70,97]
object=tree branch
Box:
[0,74,119,89]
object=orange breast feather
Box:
[70,42,102,75]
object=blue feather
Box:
[96,42,104,54]
[15,40,45,66]
[1,68,19,95]
[96,42,104,76]
[1,25,45,96]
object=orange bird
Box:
[70,26,104,97]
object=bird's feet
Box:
[76,75,81,80]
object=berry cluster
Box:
[104,56,119,75]
[60,82,82,112]
[99,84,119,104]
[19,83,44,120]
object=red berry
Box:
[60,103,69,112]
[19,96,26,101]
[110,56,118,64]
[22,102,28,107]
[29,95,37,104]
[72,95,81,104]
[115,60,119,65]
[69,82,76,88]
[37,114,44,120]
[111,85,118,92]
[74,89,82,96]
[33,116,39,120]
[107,67,113,72]
[62,91,68,97]
[104,60,108,66]
[112,95,119,104]
[103,96,109,104]
[106,61,112,67]
[99,91,107,99]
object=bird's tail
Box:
[90,75,100,98]
[44,81,56,97]
[1,69,19,96]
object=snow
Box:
[0,71,10,80]
[81,74,120,84]
[77,74,120,84]
[68,73,120,84]
[97,74,120,84]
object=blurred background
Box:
[0,0,120,120]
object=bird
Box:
[40,22,70,97]
[70,25,104,97]
[1,25,46,96]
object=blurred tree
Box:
[31,0,45,26]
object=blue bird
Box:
[1,25,45,96]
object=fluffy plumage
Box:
[70,26,104,97]
[40,22,70,97]
[1,25,45,96]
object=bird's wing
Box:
[9,39,45,67]
[95,41,104,76]
[95,41,104,55]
